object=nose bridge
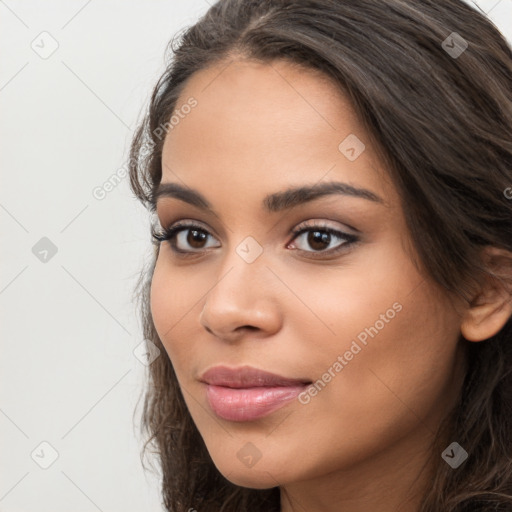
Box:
[200,237,281,337]
[207,237,269,307]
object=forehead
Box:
[160,58,397,211]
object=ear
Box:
[460,246,512,342]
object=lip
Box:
[199,365,312,422]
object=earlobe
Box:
[460,246,512,342]
[460,297,512,341]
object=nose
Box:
[199,254,283,343]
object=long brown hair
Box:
[128,1,512,510]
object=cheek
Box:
[295,237,460,402]
[150,259,173,343]
[304,256,462,441]
[261,261,463,479]
[319,234,458,379]
[149,257,200,363]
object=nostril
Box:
[236,325,260,334]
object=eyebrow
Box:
[153,181,383,214]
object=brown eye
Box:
[170,226,220,253]
[288,224,358,258]
[151,221,221,254]
[185,228,209,249]
[306,230,333,251]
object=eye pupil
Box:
[188,229,207,249]
[308,230,331,251]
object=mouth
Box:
[199,365,312,422]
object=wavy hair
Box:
[128,1,512,510]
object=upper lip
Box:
[199,365,312,388]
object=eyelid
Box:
[292,219,356,236]
[156,217,222,240]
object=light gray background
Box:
[1,1,511,511]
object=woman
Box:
[129,1,512,510]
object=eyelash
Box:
[150,220,359,259]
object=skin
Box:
[150,58,512,512]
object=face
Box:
[150,58,467,489]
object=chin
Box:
[214,463,286,489]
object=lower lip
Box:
[205,384,308,422]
